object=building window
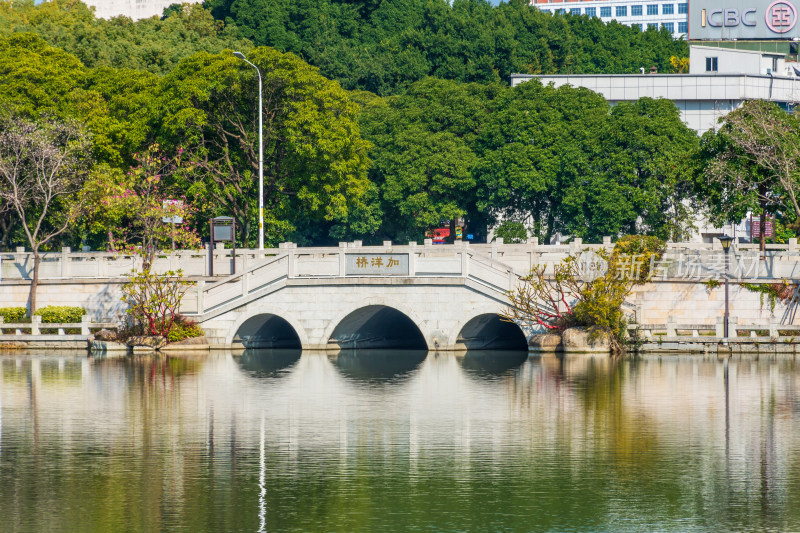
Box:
[601,6,612,17]
[648,22,658,29]
[570,8,581,14]
[632,23,642,30]
[647,4,658,15]
[632,5,643,16]
[585,7,596,17]
[678,2,688,14]
[616,5,627,16]
[556,8,566,14]
[662,22,674,32]
[706,57,718,72]
[662,4,674,14]
[678,21,688,33]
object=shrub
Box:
[0,307,27,323]
[34,306,85,323]
[0,307,28,333]
[166,315,204,343]
[34,305,85,334]
[121,269,191,338]
[612,235,666,282]
[572,271,630,349]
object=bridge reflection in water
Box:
[234,348,529,384]
[237,348,302,377]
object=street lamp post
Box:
[719,235,734,338]
[233,51,264,250]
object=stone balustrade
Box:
[0,315,119,336]
[2,238,800,281]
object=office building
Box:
[82,0,201,20]
[532,0,688,39]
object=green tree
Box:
[359,78,499,241]
[493,221,528,243]
[700,100,800,250]
[594,98,699,241]
[0,32,86,118]
[157,47,374,246]
[0,33,158,169]
[0,0,252,75]
[474,80,610,242]
[475,82,699,243]
[205,0,688,96]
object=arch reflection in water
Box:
[329,305,427,350]
[458,350,529,378]
[234,314,302,349]
[328,349,428,382]
[237,349,302,378]
[456,314,527,351]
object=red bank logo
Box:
[766,1,797,33]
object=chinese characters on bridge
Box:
[345,254,409,276]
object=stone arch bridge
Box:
[181,244,531,351]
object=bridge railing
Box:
[5,238,800,281]
[0,315,118,337]
[190,253,290,313]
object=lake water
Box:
[2,350,800,532]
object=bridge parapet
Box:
[3,238,800,282]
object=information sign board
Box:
[751,217,774,238]
[689,0,800,40]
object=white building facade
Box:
[82,0,201,20]
[510,46,800,133]
[532,0,688,39]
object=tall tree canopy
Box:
[359,78,499,241]
[156,46,375,245]
[0,0,252,74]
[360,78,701,243]
[206,0,688,95]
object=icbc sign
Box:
[691,0,800,39]
[766,1,797,32]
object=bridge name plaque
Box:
[345,254,409,276]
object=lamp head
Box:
[233,51,246,60]
[719,235,733,252]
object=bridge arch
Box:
[324,298,431,350]
[449,308,528,351]
[225,304,309,349]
